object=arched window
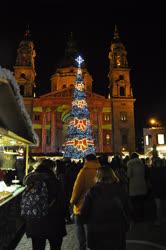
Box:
[122,134,128,145]
[119,75,124,80]
[120,112,127,122]
[20,73,26,79]
[104,114,110,121]
[120,86,125,96]
[106,134,111,145]
[20,85,24,96]
[120,128,128,146]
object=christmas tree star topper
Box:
[75,55,84,68]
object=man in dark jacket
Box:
[149,161,166,225]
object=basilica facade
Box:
[13,27,135,155]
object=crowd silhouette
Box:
[20,152,166,250]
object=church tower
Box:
[108,26,135,154]
[14,29,36,117]
[14,29,36,98]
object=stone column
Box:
[98,108,103,152]
[42,110,46,153]
[51,109,56,152]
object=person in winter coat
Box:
[110,154,128,193]
[23,159,66,250]
[149,158,166,225]
[80,166,131,250]
[127,152,147,222]
[70,154,101,250]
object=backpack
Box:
[21,180,49,219]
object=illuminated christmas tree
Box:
[64,56,95,159]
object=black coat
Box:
[149,166,166,199]
[81,182,131,250]
[24,169,67,239]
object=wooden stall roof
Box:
[0,127,32,146]
[0,81,35,144]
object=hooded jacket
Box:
[23,169,66,238]
[127,158,147,196]
[80,182,130,249]
[70,159,101,214]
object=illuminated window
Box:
[120,112,127,122]
[116,55,121,67]
[158,134,165,145]
[145,135,149,145]
[106,134,111,144]
[104,114,110,121]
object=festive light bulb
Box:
[64,56,95,159]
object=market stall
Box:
[0,66,37,249]
[0,126,34,249]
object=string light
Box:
[64,56,95,159]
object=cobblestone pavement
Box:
[17,222,166,250]
[16,224,77,250]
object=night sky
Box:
[0,2,165,143]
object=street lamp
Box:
[149,118,160,128]
[149,118,159,157]
[150,118,156,127]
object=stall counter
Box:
[0,186,25,249]
[0,186,25,207]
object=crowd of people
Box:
[21,152,166,250]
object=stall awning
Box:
[0,127,31,146]
[0,82,35,144]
